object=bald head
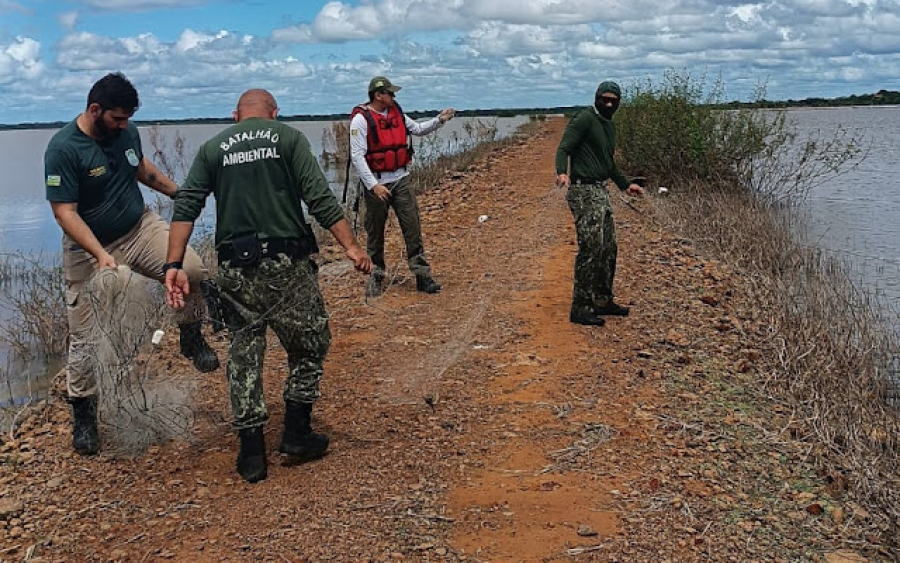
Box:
[233,89,278,122]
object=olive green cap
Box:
[368,76,402,94]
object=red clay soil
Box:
[0,118,890,562]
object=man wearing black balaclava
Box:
[555,80,644,327]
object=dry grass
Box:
[407,117,505,195]
[320,120,350,175]
[0,256,67,363]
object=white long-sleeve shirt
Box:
[349,107,443,190]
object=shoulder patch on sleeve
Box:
[46,175,61,187]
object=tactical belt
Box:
[572,178,604,185]
[218,236,317,267]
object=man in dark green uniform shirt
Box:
[44,72,219,457]
[556,80,644,327]
[166,89,372,483]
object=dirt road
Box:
[0,118,884,562]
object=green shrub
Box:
[615,71,863,201]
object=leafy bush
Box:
[616,71,863,201]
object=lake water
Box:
[789,107,900,321]
[0,115,527,405]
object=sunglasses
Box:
[379,90,396,98]
[599,95,620,106]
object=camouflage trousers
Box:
[566,182,618,312]
[216,255,330,430]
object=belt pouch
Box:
[229,233,262,267]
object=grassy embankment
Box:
[615,71,899,549]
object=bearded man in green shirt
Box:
[44,72,220,457]
[555,80,644,327]
[166,89,372,483]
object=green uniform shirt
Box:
[44,119,146,244]
[174,118,344,248]
[555,108,629,191]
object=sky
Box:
[1,0,899,124]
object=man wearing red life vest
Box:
[350,75,455,297]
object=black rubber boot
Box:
[366,270,385,298]
[569,306,606,327]
[200,279,226,333]
[279,402,329,464]
[415,274,442,294]
[594,302,631,317]
[179,321,220,373]
[236,427,268,483]
[69,395,100,456]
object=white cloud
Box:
[729,4,763,24]
[3,0,900,123]
[53,30,275,72]
[0,0,28,14]
[272,0,713,43]
[57,11,79,30]
[464,23,594,57]
[56,32,143,70]
[466,0,610,25]
[573,42,632,60]
[273,2,387,43]
[175,29,229,52]
[273,0,469,43]
[0,37,44,83]
[42,30,314,118]
[779,0,860,17]
[308,2,385,41]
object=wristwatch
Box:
[162,261,183,274]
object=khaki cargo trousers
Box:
[63,208,208,397]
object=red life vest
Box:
[351,103,413,173]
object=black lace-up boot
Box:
[70,395,100,456]
[279,401,329,464]
[594,302,630,316]
[415,274,442,294]
[569,304,606,327]
[179,321,220,372]
[236,427,267,483]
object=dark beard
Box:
[93,113,121,142]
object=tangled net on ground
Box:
[83,266,195,456]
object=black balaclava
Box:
[594,80,622,120]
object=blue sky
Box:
[2,0,900,124]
